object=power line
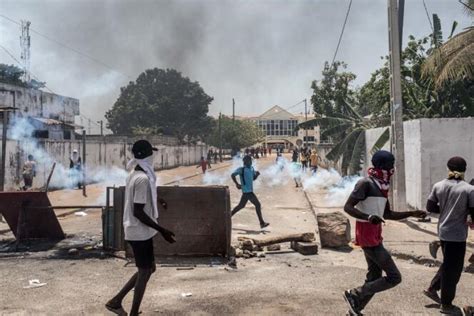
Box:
[0,44,55,94]
[422,0,434,33]
[0,13,132,79]
[331,0,353,67]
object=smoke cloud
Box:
[1,0,468,127]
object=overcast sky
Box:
[0,0,471,132]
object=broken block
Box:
[291,241,318,255]
[266,244,281,251]
[316,212,351,248]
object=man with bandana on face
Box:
[342,150,427,315]
[106,140,176,316]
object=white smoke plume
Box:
[199,154,361,207]
[10,117,129,190]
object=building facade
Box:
[0,83,80,140]
[253,105,320,150]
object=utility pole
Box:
[0,90,16,193]
[20,20,31,84]
[218,112,222,162]
[232,98,235,122]
[97,120,103,136]
[82,130,87,197]
[388,0,406,212]
[304,99,308,148]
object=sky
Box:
[0,0,471,133]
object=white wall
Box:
[365,117,474,210]
[4,138,207,190]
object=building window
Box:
[303,136,315,142]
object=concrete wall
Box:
[364,126,390,173]
[365,117,474,210]
[4,138,208,190]
[0,83,79,124]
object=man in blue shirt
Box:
[231,155,269,229]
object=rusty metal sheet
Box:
[108,186,231,257]
[0,191,65,240]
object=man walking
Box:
[423,157,474,315]
[231,155,269,229]
[106,140,175,316]
[342,150,426,315]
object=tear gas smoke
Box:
[10,117,129,190]
[200,154,361,206]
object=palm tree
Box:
[298,100,389,176]
[422,2,474,87]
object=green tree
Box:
[206,116,264,150]
[105,68,214,143]
[0,64,45,89]
[422,2,473,87]
[311,61,357,119]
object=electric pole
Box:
[20,20,31,84]
[388,0,406,212]
[304,99,308,148]
[97,120,103,136]
[232,98,235,122]
[218,112,222,162]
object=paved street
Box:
[0,155,472,315]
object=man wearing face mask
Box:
[106,140,176,316]
[342,150,427,315]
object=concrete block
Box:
[291,241,318,255]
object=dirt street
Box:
[0,155,473,315]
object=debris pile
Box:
[233,232,318,258]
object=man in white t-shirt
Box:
[106,140,175,316]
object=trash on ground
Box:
[24,279,47,289]
[181,292,192,297]
[74,211,87,216]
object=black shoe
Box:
[343,290,361,315]
[260,222,270,229]
[441,304,463,315]
[429,241,441,259]
[423,289,441,304]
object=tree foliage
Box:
[206,116,264,151]
[0,64,46,89]
[105,68,214,143]
[303,14,473,175]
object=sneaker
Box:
[440,304,463,315]
[423,289,441,304]
[429,241,441,259]
[260,222,270,229]
[343,289,361,315]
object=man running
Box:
[423,156,474,315]
[231,155,269,229]
[106,140,175,316]
[342,150,426,315]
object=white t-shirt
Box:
[123,171,158,241]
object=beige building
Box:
[252,105,320,150]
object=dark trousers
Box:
[428,241,466,305]
[355,244,402,310]
[231,192,265,225]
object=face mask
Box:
[143,154,154,166]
